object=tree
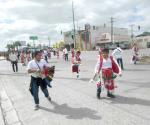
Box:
[14,41,21,50]
[27,43,31,47]
[137,32,150,37]
[6,44,15,50]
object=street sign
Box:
[29,36,38,40]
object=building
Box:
[135,35,150,48]
[90,25,130,49]
[63,24,131,50]
[63,31,74,50]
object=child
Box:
[91,48,121,99]
[72,50,81,78]
[132,43,139,64]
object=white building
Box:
[135,35,150,48]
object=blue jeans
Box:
[31,77,49,104]
[11,61,18,72]
[117,58,124,70]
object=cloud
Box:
[0,0,150,50]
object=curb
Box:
[0,89,22,125]
[0,99,5,125]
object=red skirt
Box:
[72,65,79,73]
[102,69,115,90]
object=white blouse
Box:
[95,57,112,73]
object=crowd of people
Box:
[7,43,141,110]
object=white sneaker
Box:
[89,79,94,83]
[34,104,39,110]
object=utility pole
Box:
[129,24,134,44]
[48,37,51,48]
[72,1,76,49]
[110,17,115,44]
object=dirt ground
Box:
[139,56,150,63]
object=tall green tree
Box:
[6,44,15,50]
[14,41,21,50]
[27,43,31,47]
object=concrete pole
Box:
[72,1,76,49]
[110,17,114,44]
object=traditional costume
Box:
[94,55,121,99]
[26,52,32,63]
[71,48,75,58]
[21,51,26,66]
[132,44,139,64]
[72,51,81,78]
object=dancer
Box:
[72,50,81,78]
[132,43,139,64]
[90,48,121,99]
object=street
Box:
[0,49,150,125]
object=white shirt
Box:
[9,53,18,62]
[95,57,112,73]
[27,59,48,78]
[112,47,123,59]
[95,56,122,75]
[44,50,48,56]
[63,48,68,54]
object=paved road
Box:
[0,49,150,125]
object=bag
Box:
[44,66,55,80]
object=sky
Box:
[0,0,150,51]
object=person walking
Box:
[132,43,139,64]
[112,44,124,70]
[71,48,75,58]
[90,48,121,99]
[56,49,59,59]
[27,51,51,110]
[63,48,68,61]
[9,50,18,72]
[72,50,81,78]
[26,51,32,64]
[43,49,48,63]
[20,51,26,66]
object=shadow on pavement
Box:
[55,77,75,80]
[107,95,150,107]
[39,101,101,120]
[124,68,150,71]
[55,76,90,82]
[0,72,28,77]
[117,80,150,88]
